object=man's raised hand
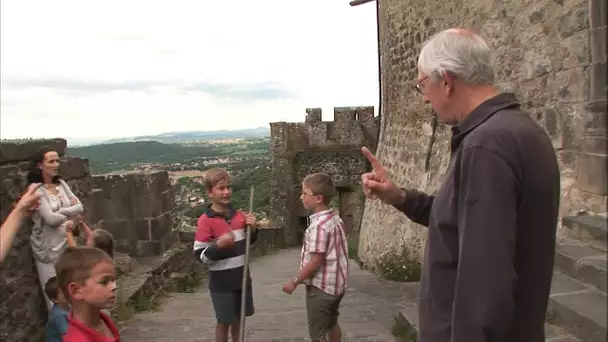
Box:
[360,147,404,205]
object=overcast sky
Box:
[0,0,379,142]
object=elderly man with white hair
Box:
[361,28,560,342]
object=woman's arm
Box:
[38,192,69,226]
[57,202,83,217]
[57,180,83,216]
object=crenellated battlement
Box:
[269,105,379,247]
[303,106,375,124]
[271,106,379,151]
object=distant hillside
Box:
[68,141,195,165]
[67,139,270,173]
[102,127,269,144]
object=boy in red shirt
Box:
[193,168,258,342]
[55,246,120,341]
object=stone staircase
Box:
[547,215,607,342]
[397,214,607,342]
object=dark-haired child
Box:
[44,276,70,342]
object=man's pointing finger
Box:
[361,147,383,170]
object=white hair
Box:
[417,29,495,85]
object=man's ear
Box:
[442,71,456,93]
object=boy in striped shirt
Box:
[282,172,349,342]
[193,168,258,342]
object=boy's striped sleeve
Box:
[193,215,231,263]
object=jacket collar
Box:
[204,203,237,219]
[450,92,520,152]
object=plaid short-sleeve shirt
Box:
[300,209,349,296]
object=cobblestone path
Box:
[120,248,418,341]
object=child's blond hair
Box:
[302,173,336,205]
[203,168,230,191]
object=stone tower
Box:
[269,106,379,247]
[359,0,607,267]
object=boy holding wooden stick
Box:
[193,168,259,342]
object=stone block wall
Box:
[0,139,179,340]
[359,0,608,268]
[269,107,378,246]
[91,171,176,257]
[574,0,607,211]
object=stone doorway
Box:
[337,187,356,234]
[289,185,361,246]
[296,216,310,245]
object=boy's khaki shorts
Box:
[305,285,344,340]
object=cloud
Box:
[182,82,294,101]
[0,0,380,140]
[3,78,168,93]
[3,77,294,101]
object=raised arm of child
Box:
[78,218,94,243]
[65,220,77,247]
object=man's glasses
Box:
[414,76,429,94]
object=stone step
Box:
[548,272,607,342]
[394,274,603,341]
[546,336,581,342]
[396,306,579,341]
[562,215,607,250]
[555,239,607,292]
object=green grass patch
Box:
[377,247,421,282]
[391,316,418,341]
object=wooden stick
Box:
[238,186,255,342]
[349,0,375,6]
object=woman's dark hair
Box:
[26,146,60,185]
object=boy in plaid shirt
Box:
[282,172,349,342]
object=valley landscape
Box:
[67,128,272,225]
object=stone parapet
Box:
[92,171,176,257]
[0,139,180,340]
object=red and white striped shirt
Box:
[300,209,349,296]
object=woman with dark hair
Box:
[27,147,83,310]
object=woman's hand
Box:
[70,197,78,206]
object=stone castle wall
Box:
[359,0,607,268]
[269,107,379,246]
[91,171,177,257]
[0,139,179,340]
